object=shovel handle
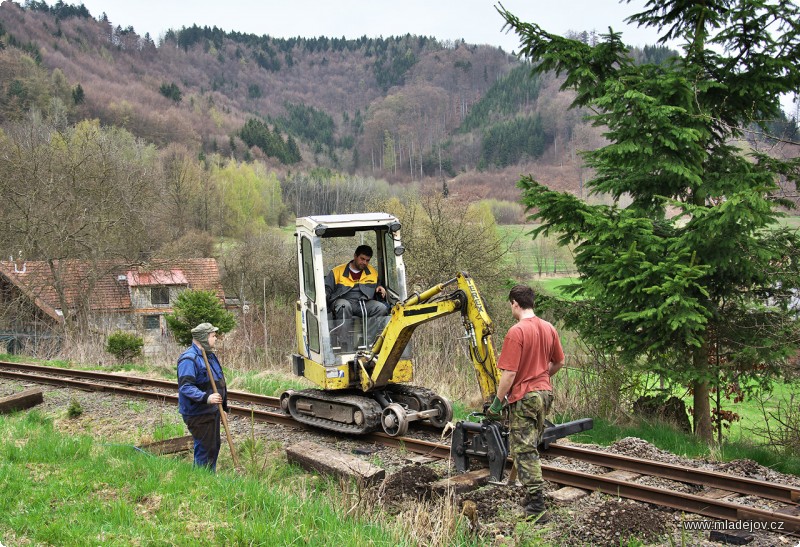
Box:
[200,347,239,468]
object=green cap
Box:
[191,323,219,338]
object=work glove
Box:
[485,396,503,421]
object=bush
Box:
[67,398,84,418]
[105,331,144,362]
[165,289,236,346]
[485,199,524,225]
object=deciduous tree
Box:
[210,159,286,237]
[0,114,160,330]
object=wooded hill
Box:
[0,0,681,200]
[6,1,792,203]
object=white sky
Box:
[61,0,665,51]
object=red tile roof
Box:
[0,259,224,323]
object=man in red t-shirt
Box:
[487,284,565,523]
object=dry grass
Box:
[216,300,297,371]
[552,351,638,423]
[334,474,467,546]
[409,318,489,407]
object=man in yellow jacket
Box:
[325,244,390,322]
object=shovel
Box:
[200,347,240,468]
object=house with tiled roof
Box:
[0,258,226,354]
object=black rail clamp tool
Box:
[451,417,594,482]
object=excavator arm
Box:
[355,272,501,399]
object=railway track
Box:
[2,360,799,535]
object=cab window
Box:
[383,230,400,293]
[301,236,315,301]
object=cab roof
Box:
[296,213,399,233]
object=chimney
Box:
[13,251,26,274]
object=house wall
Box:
[129,286,183,310]
[0,278,60,354]
[89,312,137,333]
[128,285,185,355]
[89,311,172,356]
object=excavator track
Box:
[284,389,383,435]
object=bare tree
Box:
[0,113,160,330]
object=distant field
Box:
[776,216,800,229]
[498,224,576,277]
[536,276,580,298]
[499,215,800,281]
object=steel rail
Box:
[545,443,800,505]
[543,466,800,534]
[0,368,177,402]
[376,434,800,535]
[3,360,800,501]
[0,365,304,428]
[0,360,278,407]
[2,361,799,534]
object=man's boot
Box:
[524,490,550,524]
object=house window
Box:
[151,287,169,305]
[143,315,161,330]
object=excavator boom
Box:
[357,273,500,400]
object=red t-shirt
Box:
[497,316,564,403]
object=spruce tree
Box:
[499,1,800,441]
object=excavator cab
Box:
[293,213,412,390]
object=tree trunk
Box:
[692,344,713,442]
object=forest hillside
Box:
[0,0,690,201]
[2,0,796,258]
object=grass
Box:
[774,216,800,230]
[227,369,310,396]
[536,276,580,299]
[153,421,185,442]
[719,380,797,442]
[497,224,576,276]
[1,411,476,546]
[0,352,154,375]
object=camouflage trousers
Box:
[509,390,553,496]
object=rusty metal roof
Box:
[126,269,188,287]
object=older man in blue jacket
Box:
[177,322,228,471]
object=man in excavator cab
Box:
[325,244,390,321]
[325,245,390,350]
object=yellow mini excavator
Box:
[281,213,591,478]
[281,213,500,435]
